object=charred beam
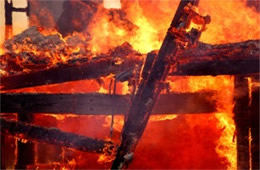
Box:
[0,57,138,90]
[234,76,250,170]
[0,92,216,114]
[1,40,259,90]
[173,58,259,76]
[178,40,259,60]
[249,85,259,169]
[111,0,201,168]
[173,40,260,75]
[15,111,35,169]
[0,118,113,153]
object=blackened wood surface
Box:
[0,57,137,90]
[174,40,260,76]
[250,86,259,169]
[111,0,200,169]
[234,76,250,170]
[15,112,35,169]
[0,92,216,114]
[0,118,113,153]
[1,40,259,91]
[174,59,259,76]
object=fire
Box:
[1,0,259,169]
[199,0,260,43]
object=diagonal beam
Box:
[111,0,202,169]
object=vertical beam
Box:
[111,0,201,169]
[4,0,13,40]
[234,76,250,169]
[249,85,259,169]
[15,112,35,169]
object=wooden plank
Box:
[0,92,216,114]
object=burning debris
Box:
[0,0,259,169]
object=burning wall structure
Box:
[0,0,259,169]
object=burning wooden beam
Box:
[174,58,259,76]
[1,40,258,90]
[0,92,216,114]
[111,0,203,168]
[0,56,139,90]
[0,118,114,154]
[173,40,260,76]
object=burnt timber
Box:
[0,57,140,90]
[0,118,113,154]
[0,92,216,114]
[250,85,259,169]
[173,40,260,76]
[15,111,35,169]
[234,76,250,169]
[1,40,259,90]
[111,0,202,168]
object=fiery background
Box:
[1,0,259,169]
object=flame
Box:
[1,0,260,169]
[199,0,260,43]
[167,75,236,169]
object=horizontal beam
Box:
[1,40,259,90]
[173,59,259,76]
[0,118,113,153]
[0,56,138,90]
[0,92,216,114]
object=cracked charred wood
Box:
[111,0,203,169]
[0,118,114,153]
[0,92,216,114]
